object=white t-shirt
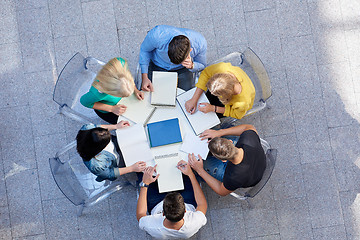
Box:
[139,201,207,239]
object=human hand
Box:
[131,161,147,172]
[177,160,194,176]
[188,153,204,172]
[141,76,154,92]
[111,104,127,115]
[142,165,159,185]
[181,54,193,69]
[200,129,221,141]
[198,103,214,113]
[135,90,144,100]
[185,98,198,114]
[115,120,130,129]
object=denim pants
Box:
[203,156,228,182]
[148,61,195,91]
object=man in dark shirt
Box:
[188,124,266,196]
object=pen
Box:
[177,163,187,168]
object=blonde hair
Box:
[92,58,135,97]
[208,137,238,161]
[206,73,239,105]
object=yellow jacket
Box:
[195,62,255,119]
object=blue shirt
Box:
[139,25,207,74]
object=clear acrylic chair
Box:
[230,138,277,205]
[213,47,272,117]
[53,52,105,124]
[49,140,131,216]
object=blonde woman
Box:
[185,62,255,119]
[80,57,144,124]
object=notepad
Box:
[177,87,221,135]
[147,118,182,148]
[155,153,184,193]
[118,91,156,125]
[180,133,209,159]
[151,71,178,107]
[116,124,155,167]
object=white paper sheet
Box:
[119,92,156,125]
[155,154,184,193]
[116,124,155,167]
[180,133,209,159]
[151,71,178,106]
[177,87,220,135]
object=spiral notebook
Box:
[151,71,178,107]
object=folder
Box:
[147,118,182,148]
[151,71,178,107]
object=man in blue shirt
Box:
[139,25,207,91]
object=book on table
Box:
[151,71,178,107]
[177,87,220,136]
[118,91,156,125]
[147,118,182,148]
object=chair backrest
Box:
[244,148,277,198]
[53,52,105,123]
[212,47,272,116]
[49,140,128,213]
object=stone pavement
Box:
[1,0,360,239]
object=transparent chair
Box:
[213,47,272,121]
[53,52,105,123]
[230,138,277,205]
[49,140,131,216]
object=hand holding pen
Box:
[176,160,194,176]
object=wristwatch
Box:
[139,181,149,188]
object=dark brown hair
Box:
[168,35,191,64]
[76,127,111,161]
[163,192,186,222]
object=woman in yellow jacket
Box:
[185,62,255,119]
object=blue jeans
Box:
[203,156,227,182]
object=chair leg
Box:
[77,204,85,217]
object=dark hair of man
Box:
[163,192,186,222]
[168,35,191,64]
[76,127,111,161]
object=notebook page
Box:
[151,71,178,106]
[155,154,184,193]
[177,87,220,135]
[116,124,155,167]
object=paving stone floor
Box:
[1,0,360,239]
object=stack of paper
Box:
[151,71,178,107]
[177,87,220,135]
[116,124,155,167]
[118,91,156,125]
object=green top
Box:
[80,57,126,113]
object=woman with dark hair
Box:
[76,121,146,182]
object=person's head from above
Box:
[93,58,135,97]
[208,137,238,162]
[206,72,242,105]
[168,35,191,65]
[163,192,186,222]
[76,127,111,161]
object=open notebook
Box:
[151,71,178,107]
[177,87,220,135]
[115,124,155,167]
[118,91,156,125]
[154,153,184,193]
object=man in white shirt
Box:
[136,159,207,239]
